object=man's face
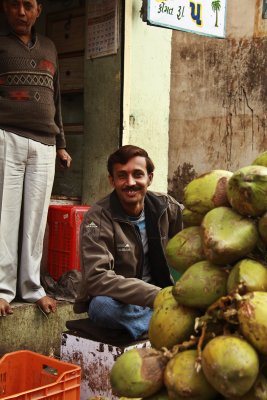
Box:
[109,156,153,216]
[3,0,42,38]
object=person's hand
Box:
[57,149,72,168]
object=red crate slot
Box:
[0,350,81,400]
[47,205,90,280]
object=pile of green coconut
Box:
[109,151,267,400]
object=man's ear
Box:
[148,172,154,186]
[108,175,115,187]
[37,4,42,19]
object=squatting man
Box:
[74,145,183,339]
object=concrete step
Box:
[0,301,87,357]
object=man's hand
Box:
[57,149,72,168]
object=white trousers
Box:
[0,130,56,302]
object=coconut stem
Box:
[162,336,199,360]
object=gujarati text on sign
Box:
[147,0,227,38]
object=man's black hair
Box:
[107,145,155,177]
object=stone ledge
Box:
[0,301,87,357]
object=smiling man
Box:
[74,145,183,340]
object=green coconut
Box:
[202,207,258,265]
[165,226,205,274]
[182,208,204,227]
[148,301,199,350]
[110,348,167,398]
[227,373,267,399]
[227,258,267,294]
[153,286,176,309]
[252,151,267,167]
[238,291,267,355]
[183,170,233,214]
[201,335,259,398]
[164,349,217,400]
[172,260,228,309]
[227,165,267,217]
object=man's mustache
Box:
[123,186,142,192]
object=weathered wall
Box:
[168,0,267,202]
[123,0,172,193]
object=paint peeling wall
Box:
[168,0,267,203]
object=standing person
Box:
[0,0,72,317]
[74,145,183,340]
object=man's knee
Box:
[89,296,118,320]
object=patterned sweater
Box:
[0,24,66,148]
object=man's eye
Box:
[10,1,33,9]
[24,3,33,10]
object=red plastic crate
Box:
[47,205,90,281]
[0,350,81,400]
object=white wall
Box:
[123,0,172,192]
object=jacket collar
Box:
[109,190,168,220]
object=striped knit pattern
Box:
[0,31,66,148]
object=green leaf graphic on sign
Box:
[211,0,221,27]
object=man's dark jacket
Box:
[74,190,183,313]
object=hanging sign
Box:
[147,0,227,38]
